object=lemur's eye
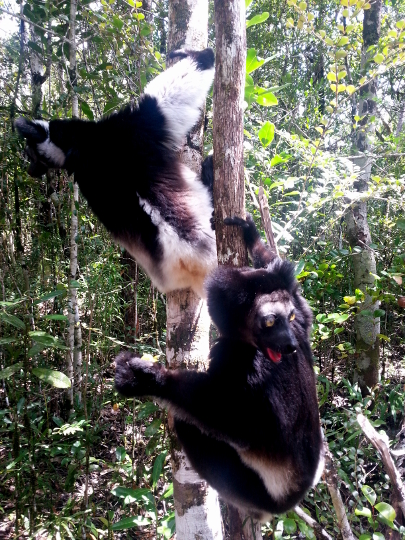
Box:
[264,318,275,327]
[289,313,295,322]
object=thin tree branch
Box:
[357,413,405,520]
[294,506,333,540]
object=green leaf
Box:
[246,48,265,73]
[375,502,396,522]
[44,314,69,321]
[112,15,124,30]
[283,518,297,534]
[0,362,23,380]
[32,368,71,388]
[29,331,67,349]
[0,337,19,345]
[245,0,254,8]
[0,312,26,330]
[334,313,350,323]
[137,401,159,419]
[116,447,127,462]
[362,485,376,506]
[111,487,155,509]
[359,535,372,540]
[246,12,269,28]
[162,484,173,499]
[396,219,405,230]
[372,534,385,540]
[355,506,372,517]
[374,53,384,64]
[256,91,278,107]
[373,309,385,317]
[81,101,94,120]
[112,516,151,530]
[145,418,162,437]
[36,290,65,304]
[258,121,275,147]
[152,451,167,487]
[27,343,46,357]
[103,97,122,114]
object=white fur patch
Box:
[132,164,216,296]
[144,56,214,148]
[239,451,296,502]
[34,120,66,167]
[312,441,325,486]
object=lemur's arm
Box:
[115,352,255,448]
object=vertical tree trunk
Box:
[213,0,248,268]
[67,0,82,407]
[166,0,223,538]
[346,0,382,395]
[213,2,261,539]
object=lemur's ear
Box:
[15,118,47,143]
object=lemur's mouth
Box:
[265,348,282,363]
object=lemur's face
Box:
[250,291,297,363]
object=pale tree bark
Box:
[395,97,405,137]
[29,25,51,118]
[346,0,381,395]
[67,0,82,407]
[213,1,259,539]
[166,0,223,538]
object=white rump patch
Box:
[34,120,66,167]
[144,56,214,148]
[132,164,216,296]
[239,451,296,502]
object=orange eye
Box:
[265,319,275,327]
[289,313,295,322]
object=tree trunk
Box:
[166,0,223,538]
[213,1,259,538]
[346,0,382,395]
[213,0,248,268]
[67,0,82,407]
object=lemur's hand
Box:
[115,352,164,398]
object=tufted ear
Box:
[15,118,47,144]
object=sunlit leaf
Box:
[258,121,275,147]
[32,368,71,388]
[0,362,23,379]
[246,12,269,28]
[112,516,151,530]
[256,91,278,107]
[246,49,265,73]
[362,485,376,506]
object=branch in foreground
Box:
[323,443,356,540]
[258,186,279,256]
[357,413,405,519]
[294,506,333,540]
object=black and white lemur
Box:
[115,214,324,520]
[15,49,216,297]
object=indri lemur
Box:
[115,214,324,520]
[15,49,216,297]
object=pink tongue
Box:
[267,349,282,363]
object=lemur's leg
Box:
[144,48,214,148]
[224,214,278,268]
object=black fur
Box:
[115,216,323,519]
[15,49,216,296]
